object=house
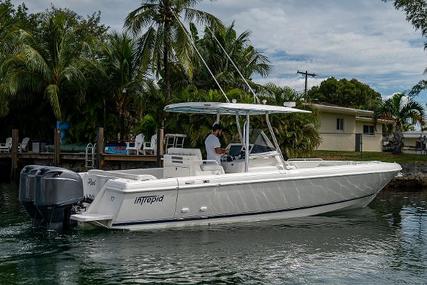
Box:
[402,131,426,152]
[308,103,392,152]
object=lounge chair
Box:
[126,134,144,155]
[18,137,30,152]
[0,137,12,153]
[143,134,157,155]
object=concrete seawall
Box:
[385,162,427,191]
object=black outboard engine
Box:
[19,166,84,231]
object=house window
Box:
[363,125,375,135]
[336,118,344,131]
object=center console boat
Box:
[18,102,401,231]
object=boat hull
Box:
[72,162,400,231]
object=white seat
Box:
[201,162,223,172]
[167,147,202,159]
[126,134,144,155]
[164,148,224,177]
[19,137,30,152]
[0,137,12,153]
[143,134,157,155]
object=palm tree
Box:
[195,22,270,90]
[0,1,31,117]
[1,9,89,121]
[125,0,221,162]
[258,83,320,158]
[99,32,148,139]
[376,93,425,153]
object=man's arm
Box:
[214,147,227,155]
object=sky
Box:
[11,0,427,102]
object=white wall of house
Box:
[356,122,383,152]
[402,132,427,151]
[317,112,355,151]
[316,109,384,152]
[403,137,417,148]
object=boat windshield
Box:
[250,129,275,154]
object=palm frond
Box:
[183,7,222,28]
[45,84,61,120]
[409,80,427,96]
[125,4,159,35]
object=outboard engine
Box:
[19,166,84,231]
[19,165,44,221]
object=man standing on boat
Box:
[205,123,227,164]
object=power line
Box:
[297,70,317,97]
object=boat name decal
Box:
[134,195,164,205]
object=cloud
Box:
[255,77,327,93]
[199,0,427,98]
[12,0,427,101]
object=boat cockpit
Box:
[163,129,284,178]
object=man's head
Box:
[212,123,223,137]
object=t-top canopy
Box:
[164,102,311,115]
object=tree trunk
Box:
[392,125,403,154]
[157,0,172,166]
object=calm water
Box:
[0,184,426,285]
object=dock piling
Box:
[10,129,19,180]
[97,127,105,169]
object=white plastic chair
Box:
[0,137,12,153]
[126,134,145,155]
[18,137,30,152]
[143,134,157,155]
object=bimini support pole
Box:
[235,114,243,143]
[244,114,250,172]
[266,113,286,168]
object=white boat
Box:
[17,18,401,231]
[54,101,399,231]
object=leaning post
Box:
[159,127,165,166]
[97,127,105,169]
[53,128,61,166]
[10,129,19,181]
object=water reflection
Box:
[0,185,426,284]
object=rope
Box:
[206,25,260,104]
[172,13,230,103]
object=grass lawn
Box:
[311,150,427,164]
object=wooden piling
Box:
[97,127,105,169]
[53,128,61,166]
[160,127,164,156]
[10,129,19,180]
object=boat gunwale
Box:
[104,163,401,193]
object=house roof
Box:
[355,116,394,124]
[307,103,374,117]
[403,131,427,138]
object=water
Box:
[0,184,426,285]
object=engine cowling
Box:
[19,166,84,231]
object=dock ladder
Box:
[85,143,96,169]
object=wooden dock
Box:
[0,128,159,181]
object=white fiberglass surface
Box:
[105,168,164,179]
[164,102,311,115]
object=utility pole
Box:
[297,70,316,97]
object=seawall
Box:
[385,162,427,191]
